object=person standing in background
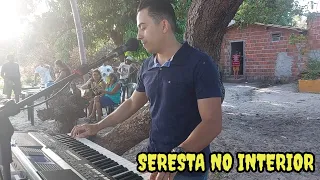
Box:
[34,62,53,88]
[117,57,132,102]
[232,51,241,79]
[46,64,56,82]
[127,58,139,83]
[98,62,114,82]
[1,54,21,103]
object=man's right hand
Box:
[70,123,100,138]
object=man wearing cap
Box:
[117,57,133,102]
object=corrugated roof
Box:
[227,22,307,32]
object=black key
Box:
[92,158,112,166]
[109,167,128,176]
[86,154,104,160]
[70,146,89,152]
[118,173,138,180]
[104,165,124,173]
[100,161,117,170]
[69,144,88,149]
[60,140,75,145]
[95,162,114,170]
[101,161,118,170]
[77,148,96,155]
[69,146,86,152]
[96,159,115,167]
[63,142,82,148]
[56,139,71,143]
[54,134,70,139]
[114,171,134,180]
[132,176,144,180]
[79,150,99,157]
[75,148,92,154]
[57,137,74,142]
[87,154,104,162]
[62,140,82,144]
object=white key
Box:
[75,137,150,179]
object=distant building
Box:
[220,13,320,81]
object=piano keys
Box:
[11,131,150,180]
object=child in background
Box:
[232,51,241,79]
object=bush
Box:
[300,59,320,80]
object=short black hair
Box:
[137,0,177,33]
[55,60,63,66]
[108,72,118,82]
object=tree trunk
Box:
[184,0,244,62]
[70,0,87,65]
[110,30,125,62]
[70,0,90,83]
[88,0,244,155]
[93,105,151,156]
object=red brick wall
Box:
[307,14,320,50]
[220,25,302,81]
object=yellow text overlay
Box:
[237,152,315,172]
[136,152,315,173]
[210,152,234,172]
[136,153,206,173]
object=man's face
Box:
[137,8,166,54]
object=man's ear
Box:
[161,19,170,33]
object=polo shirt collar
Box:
[147,41,192,70]
[152,55,174,68]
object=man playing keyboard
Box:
[71,0,222,179]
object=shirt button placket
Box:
[157,67,163,97]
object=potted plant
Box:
[298,59,320,93]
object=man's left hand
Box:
[149,172,177,180]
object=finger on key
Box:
[70,126,78,138]
[73,125,83,138]
[76,127,89,138]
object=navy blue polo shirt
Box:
[136,42,222,176]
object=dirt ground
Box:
[4,82,320,180]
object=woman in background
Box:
[81,69,106,118]
[89,73,121,121]
[54,60,71,82]
[39,60,87,133]
[47,60,72,114]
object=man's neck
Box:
[156,39,182,65]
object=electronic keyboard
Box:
[11,131,150,180]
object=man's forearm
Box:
[95,99,140,131]
[178,119,222,152]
